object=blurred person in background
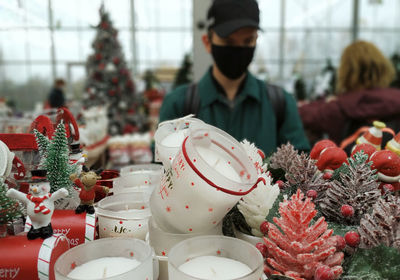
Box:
[47,78,66,108]
[159,0,309,155]
[299,40,400,146]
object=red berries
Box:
[255,242,267,258]
[382,184,394,193]
[335,236,346,251]
[341,204,354,218]
[276,180,285,189]
[314,265,334,280]
[345,231,360,247]
[323,172,333,180]
[260,221,269,235]
[306,189,317,200]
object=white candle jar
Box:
[54,238,155,280]
[168,235,263,280]
[96,192,151,240]
[114,164,163,195]
[148,217,222,257]
[154,117,205,165]
[150,125,263,233]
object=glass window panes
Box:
[28,30,52,61]
[1,30,27,61]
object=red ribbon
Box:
[182,136,265,196]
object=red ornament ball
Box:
[98,63,105,70]
[259,221,269,235]
[108,89,116,96]
[314,265,334,280]
[276,180,285,189]
[95,53,102,61]
[100,22,109,29]
[323,172,333,180]
[345,231,360,247]
[111,77,119,84]
[341,204,354,217]
[113,57,120,65]
[306,189,317,200]
[335,235,346,251]
[255,242,267,258]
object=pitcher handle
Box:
[182,136,266,196]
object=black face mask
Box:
[211,44,255,80]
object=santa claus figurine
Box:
[6,170,68,240]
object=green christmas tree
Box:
[44,123,73,193]
[172,53,193,89]
[34,129,50,168]
[0,178,22,225]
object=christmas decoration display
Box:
[370,149,400,192]
[6,170,68,240]
[317,152,380,225]
[355,121,386,150]
[358,194,400,250]
[237,172,280,237]
[172,53,193,89]
[385,131,400,155]
[70,167,109,214]
[310,139,337,160]
[83,5,136,135]
[0,177,22,230]
[315,147,347,173]
[24,209,96,248]
[262,190,344,279]
[34,129,50,168]
[68,142,86,176]
[36,122,74,194]
[0,234,69,280]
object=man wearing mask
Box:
[159,0,309,155]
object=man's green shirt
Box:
[159,69,310,155]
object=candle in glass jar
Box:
[67,257,141,279]
[161,130,186,147]
[196,146,242,182]
[178,256,252,279]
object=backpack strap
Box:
[265,83,286,131]
[183,83,200,116]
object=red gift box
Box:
[25,210,96,248]
[0,233,69,280]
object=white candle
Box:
[67,257,141,279]
[196,146,242,182]
[161,130,186,147]
[178,256,252,280]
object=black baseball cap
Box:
[207,0,261,38]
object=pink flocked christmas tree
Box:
[263,189,344,280]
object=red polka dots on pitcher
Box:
[141,205,145,209]
[212,221,217,224]
[130,252,134,257]
[191,182,195,186]
[216,250,221,255]
[166,206,171,212]
[138,224,141,227]
[193,158,197,163]
[162,251,166,256]
[185,205,189,209]
[231,146,235,150]
[70,262,76,270]
[188,228,193,232]
[103,227,106,231]
[208,208,213,212]
[119,221,123,224]
[144,180,148,184]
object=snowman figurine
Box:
[6,170,68,240]
[69,142,86,176]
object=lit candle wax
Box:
[178,256,252,280]
[196,146,242,182]
[161,130,186,147]
[67,257,141,279]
